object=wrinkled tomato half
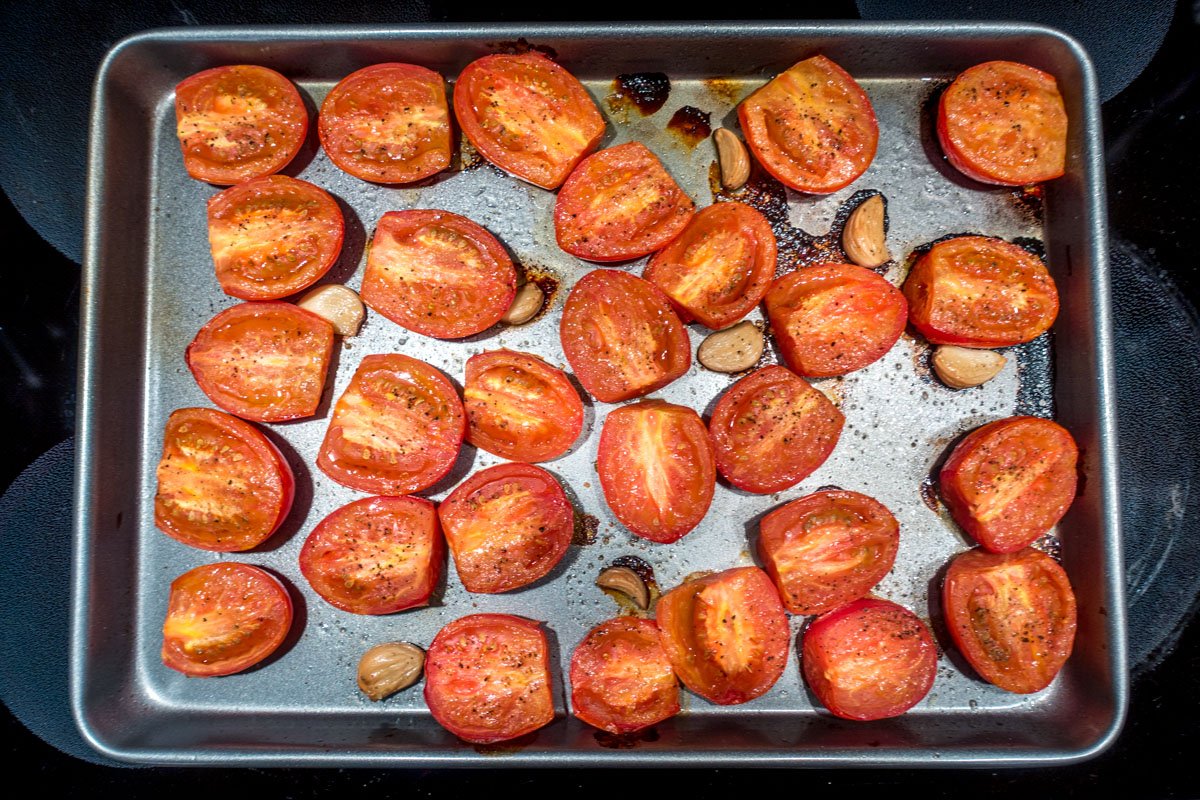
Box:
[943,547,1077,694]
[570,617,680,734]
[940,416,1078,553]
[424,614,554,744]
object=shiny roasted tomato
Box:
[758,490,899,615]
[559,269,690,403]
[463,350,584,463]
[709,366,844,494]
[737,55,878,194]
[765,262,907,377]
[318,63,452,184]
[597,400,715,544]
[643,201,777,329]
[161,562,293,677]
[943,547,1077,694]
[424,614,555,743]
[154,407,294,552]
[801,598,937,721]
[186,301,334,423]
[570,617,680,734]
[656,567,789,705]
[453,52,605,190]
[317,353,465,495]
[938,61,1068,186]
[360,209,517,339]
[299,496,442,615]
[903,236,1059,347]
[939,416,1078,553]
[206,175,344,300]
[554,142,695,262]
[174,65,307,185]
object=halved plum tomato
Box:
[360,209,517,339]
[597,400,715,544]
[554,142,695,262]
[765,262,907,377]
[939,416,1078,553]
[737,55,878,194]
[709,365,844,494]
[943,547,1077,694]
[903,235,1059,348]
[938,61,1068,186]
[424,614,554,744]
[318,63,452,184]
[643,201,777,330]
[801,597,937,721]
[207,175,345,301]
[317,353,465,495]
[438,463,573,594]
[299,495,442,615]
[174,65,308,185]
[453,52,605,190]
[463,350,584,463]
[559,269,690,403]
[758,490,899,615]
[186,301,334,423]
[570,617,680,734]
[656,566,789,705]
[154,407,294,552]
[161,562,293,677]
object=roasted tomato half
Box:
[570,617,680,734]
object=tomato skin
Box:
[765,263,907,377]
[801,598,937,721]
[943,547,1077,694]
[424,614,555,744]
[174,65,308,185]
[161,562,293,677]
[453,53,605,190]
[643,201,777,329]
[737,55,878,194]
[939,416,1078,553]
[559,269,691,403]
[570,617,680,734]
[597,400,715,544]
[709,366,844,494]
[186,301,335,423]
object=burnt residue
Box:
[815,484,845,493]
[472,731,538,755]
[1009,184,1045,223]
[515,263,560,324]
[456,136,486,172]
[594,726,661,749]
[607,72,671,116]
[488,38,557,59]
[1013,332,1056,418]
[703,77,743,106]
[920,475,941,512]
[1011,236,1047,260]
[608,554,657,588]
[573,512,599,546]
[667,106,712,147]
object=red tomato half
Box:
[597,400,715,544]
[317,353,465,495]
[758,490,899,615]
[360,209,517,339]
[161,562,293,677]
[318,63,452,184]
[656,567,789,705]
[186,301,334,423]
[454,52,605,190]
[554,142,695,262]
[154,407,294,552]
[903,236,1059,348]
[737,55,878,194]
[424,614,555,744]
[943,547,1077,694]
[709,366,844,494]
[570,617,680,734]
[643,201,777,329]
[559,269,691,403]
[940,416,1078,553]
[299,496,442,615]
[174,65,308,185]
[207,175,345,301]
[938,61,1068,186]
[765,262,907,377]
[801,598,937,721]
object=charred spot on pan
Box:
[456,136,486,171]
[488,38,558,59]
[608,72,671,116]
[703,77,745,106]
[920,476,941,512]
[472,731,538,755]
[594,726,661,748]
[1011,236,1047,260]
[573,512,599,545]
[815,484,844,493]
[1009,184,1045,223]
[667,106,712,147]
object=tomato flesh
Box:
[570,617,680,734]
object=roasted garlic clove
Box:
[842,195,891,268]
[698,321,764,373]
[357,641,425,701]
[931,345,1007,389]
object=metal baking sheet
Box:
[72,22,1125,766]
